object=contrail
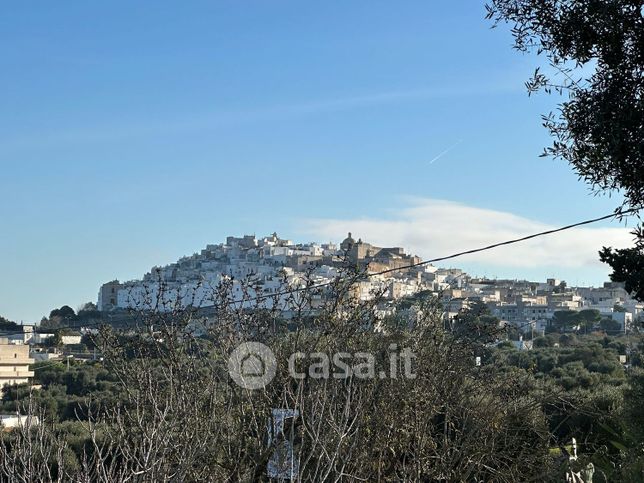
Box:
[428,139,463,164]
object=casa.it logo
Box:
[227,342,277,390]
[228,341,417,390]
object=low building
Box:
[0,339,34,387]
[30,349,62,362]
[32,333,54,345]
[0,414,39,430]
[512,337,534,351]
[611,312,633,332]
[7,325,34,345]
[60,335,82,345]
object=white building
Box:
[0,414,39,429]
[7,325,34,345]
[0,339,34,387]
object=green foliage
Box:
[76,303,102,323]
[578,309,601,326]
[558,333,577,347]
[5,302,644,480]
[624,369,644,441]
[550,309,602,333]
[533,336,552,348]
[39,318,62,331]
[551,311,578,332]
[486,0,644,302]
[49,306,76,320]
[600,317,623,334]
[1,362,120,422]
[0,315,20,332]
[452,301,502,343]
[600,241,644,301]
[488,332,644,479]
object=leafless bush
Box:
[1,270,568,481]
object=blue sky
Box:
[0,1,632,322]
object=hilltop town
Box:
[98,232,643,335]
[98,232,428,312]
[2,232,637,399]
[9,232,639,395]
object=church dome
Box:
[340,232,356,250]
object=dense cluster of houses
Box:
[97,233,643,334]
[445,277,641,335]
[1,234,641,430]
[97,233,446,312]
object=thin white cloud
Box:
[2,80,520,150]
[302,198,633,271]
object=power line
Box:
[0,208,638,339]
[374,208,639,276]
[209,207,638,305]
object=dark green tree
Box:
[600,317,623,334]
[486,0,643,300]
[551,310,578,332]
[50,305,76,320]
[453,300,502,343]
[600,232,644,301]
[0,315,20,332]
[578,309,601,331]
[77,302,101,322]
